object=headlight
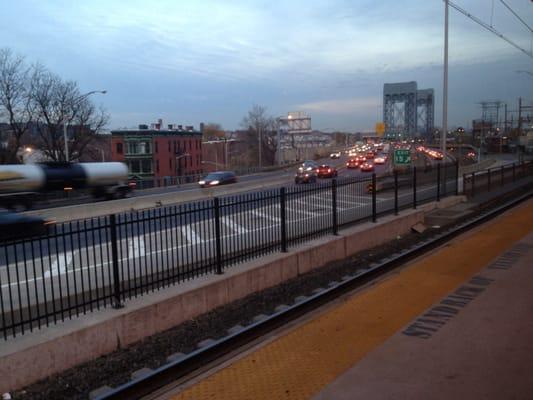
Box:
[198,180,205,185]
[209,180,220,185]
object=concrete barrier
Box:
[0,197,465,392]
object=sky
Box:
[1,0,532,132]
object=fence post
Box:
[109,214,123,309]
[436,163,441,202]
[214,197,223,274]
[332,179,338,235]
[280,187,287,252]
[501,165,505,186]
[394,170,399,215]
[487,168,491,192]
[512,163,516,182]
[372,173,377,222]
[455,160,459,195]
[442,162,447,197]
[471,172,476,197]
[412,166,417,209]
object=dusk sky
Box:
[1,0,532,132]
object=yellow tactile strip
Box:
[171,200,533,400]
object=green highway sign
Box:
[394,149,411,165]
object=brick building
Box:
[111,121,202,180]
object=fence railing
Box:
[2,160,530,339]
[462,161,533,197]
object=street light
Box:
[63,90,106,162]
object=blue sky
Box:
[1,0,532,131]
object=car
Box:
[294,168,317,184]
[198,171,237,187]
[316,164,338,178]
[360,162,374,172]
[0,210,55,241]
[374,157,386,165]
[330,151,341,159]
[365,151,375,159]
[300,160,319,172]
[346,158,361,169]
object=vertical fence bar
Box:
[436,163,441,201]
[214,197,223,275]
[501,165,504,186]
[332,179,338,235]
[487,168,491,192]
[455,160,459,195]
[512,163,516,182]
[471,172,476,197]
[372,173,377,222]
[280,187,287,252]
[394,170,399,215]
[109,214,123,309]
[412,167,417,209]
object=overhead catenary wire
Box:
[447,0,533,59]
[498,0,533,33]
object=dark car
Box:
[0,210,55,241]
[295,167,317,184]
[198,171,237,188]
[360,162,374,172]
[316,164,338,178]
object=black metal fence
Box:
[462,161,533,197]
[1,160,529,339]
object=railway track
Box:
[94,188,533,400]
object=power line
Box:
[498,0,533,33]
[448,1,533,59]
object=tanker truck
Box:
[0,162,134,210]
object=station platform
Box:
[168,198,533,400]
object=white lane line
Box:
[290,200,322,216]
[181,225,204,244]
[251,209,281,222]
[221,217,248,234]
[44,253,72,278]
[128,236,146,258]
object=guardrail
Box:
[0,161,487,339]
[462,161,533,197]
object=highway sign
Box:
[394,149,411,164]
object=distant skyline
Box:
[1,0,532,132]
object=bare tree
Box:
[30,66,108,162]
[241,104,276,167]
[0,48,34,163]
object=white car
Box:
[330,151,341,159]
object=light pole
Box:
[63,90,106,162]
[175,153,191,180]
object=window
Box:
[116,143,123,154]
[130,160,140,173]
[141,159,152,173]
[168,141,170,152]
[169,158,172,169]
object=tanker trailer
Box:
[0,162,134,209]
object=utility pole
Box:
[441,0,449,157]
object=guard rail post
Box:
[214,197,223,274]
[109,214,123,309]
[332,179,338,234]
[280,187,288,252]
[372,173,377,222]
[394,170,399,215]
[455,160,459,195]
[471,172,476,197]
[412,166,417,209]
[436,163,441,201]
